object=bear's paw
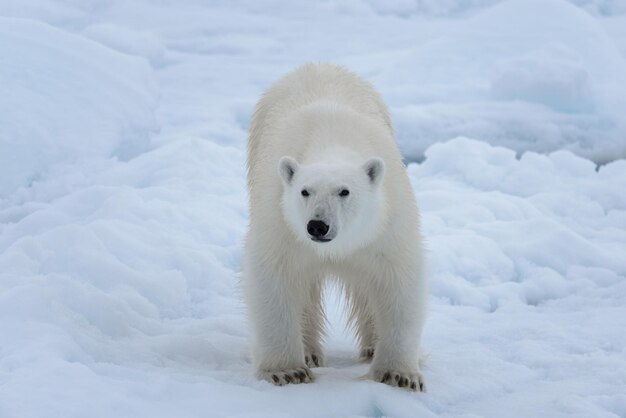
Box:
[261,366,314,386]
[372,369,425,392]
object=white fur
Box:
[243,63,428,390]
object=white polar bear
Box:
[243,63,427,391]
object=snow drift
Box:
[0,17,158,197]
[384,0,626,163]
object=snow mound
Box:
[381,0,626,163]
[0,137,250,417]
[356,0,626,16]
[82,24,166,66]
[359,0,499,17]
[568,0,626,15]
[491,44,594,112]
[408,138,626,416]
[414,137,626,310]
[0,18,158,197]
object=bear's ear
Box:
[278,156,299,185]
[363,157,385,187]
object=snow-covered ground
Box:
[1,1,625,417]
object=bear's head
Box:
[278,155,387,257]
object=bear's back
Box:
[247,63,392,178]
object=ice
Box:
[1,1,626,417]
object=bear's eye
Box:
[301,189,309,197]
[339,189,350,197]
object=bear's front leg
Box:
[302,281,326,368]
[369,268,427,392]
[244,258,313,385]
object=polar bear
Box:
[243,63,427,391]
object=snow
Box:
[1,1,625,417]
[381,0,626,163]
[0,17,158,196]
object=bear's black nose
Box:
[307,220,329,239]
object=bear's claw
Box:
[359,347,375,362]
[373,369,425,392]
[304,352,324,368]
[261,367,314,386]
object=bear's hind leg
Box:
[357,314,377,362]
[346,285,377,362]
